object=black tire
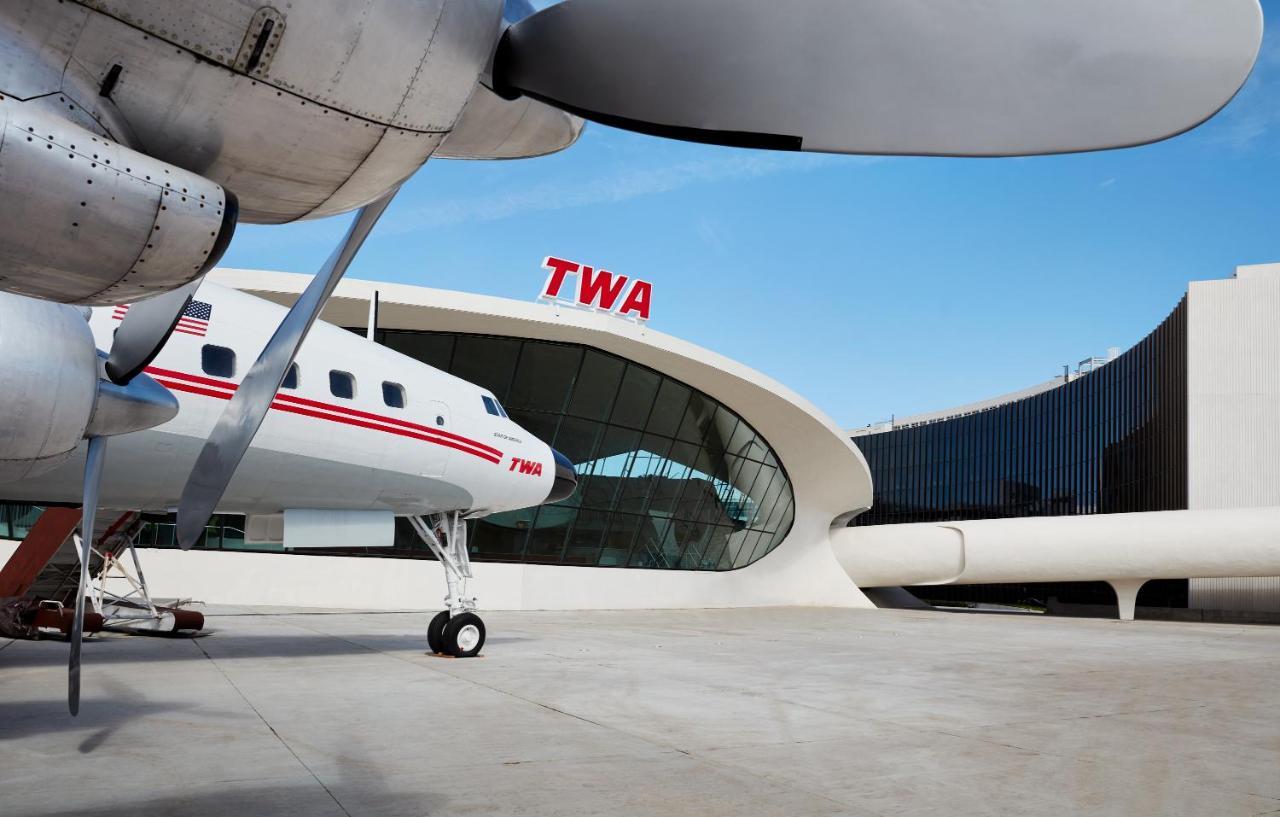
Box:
[427,610,450,654]
[442,612,485,658]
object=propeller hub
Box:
[85,363,179,438]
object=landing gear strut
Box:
[408,512,485,657]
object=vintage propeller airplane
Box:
[0,279,576,668]
[0,0,1264,714]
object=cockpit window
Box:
[482,395,501,417]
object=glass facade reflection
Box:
[852,298,1187,525]
[375,330,794,571]
[2,334,794,571]
[0,503,43,540]
[851,298,1189,609]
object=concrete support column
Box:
[1108,579,1148,621]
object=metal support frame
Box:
[407,512,476,616]
[79,522,189,631]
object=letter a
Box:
[617,280,652,321]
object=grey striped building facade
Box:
[850,264,1280,615]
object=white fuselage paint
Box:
[2,282,555,517]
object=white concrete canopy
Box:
[833,507,1280,619]
[169,268,879,611]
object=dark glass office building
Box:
[851,297,1189,610]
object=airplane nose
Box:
[544,448,577,503]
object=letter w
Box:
[577,267,629,311]
[518,460,537,475]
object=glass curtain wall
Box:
[852,298,1187,525]
[376,331,794,571]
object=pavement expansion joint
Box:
[192,636,356,817]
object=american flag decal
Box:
[112,299,213,337]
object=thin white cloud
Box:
[695,216,727,255]
[383,151,874,233]
[1203,35,1280,151]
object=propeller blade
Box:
[104,279,204,385]
[493,0,1262,157]
[69,435,107,717]
[173,190,398,549]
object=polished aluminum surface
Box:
[85,362,180,438]
[0,292,98,480]
[0,290,179,480]
[68,434,106,717]
[0,99,233,304]
[436,85,585,160]
[497,0,1263,156]
[74,0,500,131]
[0,0,502,222]
[175,189,399,549]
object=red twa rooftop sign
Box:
[538,256,652,322]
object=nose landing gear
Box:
[409,512,485,658]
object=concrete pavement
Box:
[2,607,1278,816]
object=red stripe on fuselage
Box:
[147,367,503,464]
[268,402,501,463]
[271,392,503,456]
[153,379,235,401]
[148,366,503,457]
[147,367,235,390]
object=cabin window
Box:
[329,370,355,400]
[281,363,299,390]
[201,344,235,378]
[436,415,445,426]
[382,381,406,409]
[482,395,501,417]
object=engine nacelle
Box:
[0,98,237,305]
[0,291,179,482]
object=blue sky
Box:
[221,6,1280,429]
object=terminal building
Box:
[2,264,1279,618]
[848,263,1280,616]
[0,267,871,611]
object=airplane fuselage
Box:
[2,281,558,517]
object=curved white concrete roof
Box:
[208,268,875,609]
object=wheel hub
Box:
[456,623,481,653]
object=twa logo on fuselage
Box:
[509,457,544,477]
[539,256,652,322]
